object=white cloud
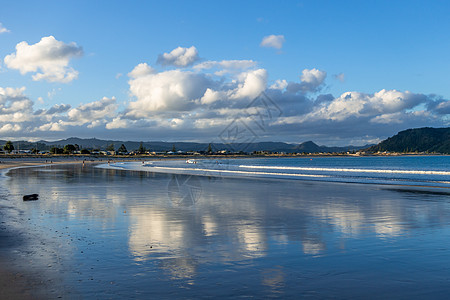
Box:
[47,103,72,115]
[0,124,22,133]
[200,88,226,105]
[35,121,66,132]
[128,63,155,78]
[433,100,450,115]
[231,69,267,99]
[106,117,130,129]
[34,104,71,117]
[157,46,199,67]
[0,87,36,135]
[127,69,210,115]
[300,68,327,89]
[370,112,405,124]
[285,68,327,93]
[304,89,425,122]
[260,35,285,49]
[0,87,120,137]
[0,87,33,118]
[0,23,10,34]
[270,79,288,90]
[4,36,83,83]
[68,97,117,126]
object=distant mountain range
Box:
[5,127,447,154]
[368,127,450,154]
[0,137,371,154]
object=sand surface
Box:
[0,157,97,299]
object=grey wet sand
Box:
[0,158,95,299]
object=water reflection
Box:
[261,267,285,296]
[160,257,197,282]
[5,164,450,297]
[128,208,187,259]
[167,174,202,207]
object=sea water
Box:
[103,156,450,188]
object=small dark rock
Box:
[23,194,39,201]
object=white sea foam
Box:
[238,165,450,176]
[150,166,329,178]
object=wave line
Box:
[150,166,329,178]
[238,165,450,176]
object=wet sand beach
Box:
[0,158,100,299]
[1,162,450,298]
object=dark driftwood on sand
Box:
[23,194,39,201]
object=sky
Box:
[0,0,449,145]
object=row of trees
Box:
[3,141,14,153]
[106,142,145,154]
[0,141,130,155]
[1,141,211,155]
[48,143,128,154]
[2,141,42,154]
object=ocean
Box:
[104,155,450,187]
[2,156,450,298]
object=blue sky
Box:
[0,0,449,145]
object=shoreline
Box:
[0,152,448,161]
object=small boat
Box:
[186,159,196,164]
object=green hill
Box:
[368,127,450,154]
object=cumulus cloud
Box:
[270,79,288,90]
[0,23,10,34]
[303,89,426,122]
[300,68,327,91]
[106,117,130,129]
[32,97,119,133]
[260,35,285,49]
[0,123,22,133]
[157,46,199,67]
[427,97,450,115]
[128,63,155,78]
[4,36,83,83]
[127,69,211,115]
[34,104,71,116]
[0,87,118,138]
[286,68,327,93]
[35,121,66,132]
[263,88,445,144]
[67,97,117,127]
[0,87,33,122]
[231,69,267,99]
